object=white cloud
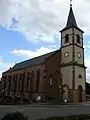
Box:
[0,56,14,78]
[0,0,90,43]
[10,46,57,59]
[0,0,90,83]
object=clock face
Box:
[77,52,81,58]
[64,52,69,58]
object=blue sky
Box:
[0,0,90,83]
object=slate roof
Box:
[60,7,84,33]
[66,7,77,28]
[5,49,60,72]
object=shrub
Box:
[1,111,27,120]
[37,114,90,120]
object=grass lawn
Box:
[37,114,90,120]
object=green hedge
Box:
[38,114,90,120]
[1,111,27,120]
[2,112,90,120]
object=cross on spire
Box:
[70,0,72,8]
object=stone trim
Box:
[60,62,87,68]
[60,26,84,33]
[72,27,75,89]
[61,43,84,49]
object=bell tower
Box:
[60,1,86,102]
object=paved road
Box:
[0,103,90,120]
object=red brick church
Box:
[0,5,86,104]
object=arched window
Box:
[18,74,21,91]
[65,34,69,43]
[78,74,82,79]
[77,34,80,44]
[13,74,18,91]
[3,77,6,92]
[26,72,30,91]
[30,71,34,91]
[8,75,12,94]
[36,70,40,92]
[21,73,25,91]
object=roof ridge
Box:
[10,49,60,71]
[15,49,58,65]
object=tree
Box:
[86,82,90,95]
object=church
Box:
[0,4,86,104]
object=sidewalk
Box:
[0,101,90,108]
[24,102,87,107]
[23,101,90,107]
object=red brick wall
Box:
[1,50,62,102]
[1,64,46,101]
[45,50,61,100]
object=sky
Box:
[0,0,90,82]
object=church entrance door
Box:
[78,85,82,102]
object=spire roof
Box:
[60,6,84,33]
[66,7,77,28]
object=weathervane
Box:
[70,0,72,7]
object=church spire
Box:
[66,0,77,28]
[60,0,84,32]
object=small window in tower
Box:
[65,34,69,43]
[78,75,82,79]
[77,34,80,44]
